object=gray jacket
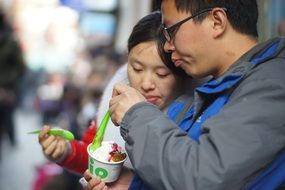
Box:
[120,37,285,190]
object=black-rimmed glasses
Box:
[162,8,227,42]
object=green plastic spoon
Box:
[28,127,75,141]
[89,111,111,153]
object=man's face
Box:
[161,0,218,78]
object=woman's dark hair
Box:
[127,11,187,77]
[156,0,258,38]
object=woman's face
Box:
[128,41,182,111]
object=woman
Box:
[39,11,192,189]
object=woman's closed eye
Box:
[156,70,170,78]
[132,66,143,73]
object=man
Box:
[109,0,285,189]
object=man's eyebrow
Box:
[162,18,172,27]
[161,16,167,25]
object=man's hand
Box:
[109,83,146,126]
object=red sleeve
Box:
[82,124,96,144]
[58,123,97,175]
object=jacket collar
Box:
[196,37,282,95]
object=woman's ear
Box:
[210,8,227,38]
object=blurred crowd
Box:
[0,7,26,151]
[32,45,124,140]
[0,2,125,189]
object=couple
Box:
[42,0,285,189]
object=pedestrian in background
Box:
[0,10,26,148]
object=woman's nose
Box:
[141,75,155,91]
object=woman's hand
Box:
[38,125,68,161]
[83,170,108,190]
[83,168,133,190]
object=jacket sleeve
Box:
[58,126,96,174]
[120,77,285,190]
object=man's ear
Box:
[210,8,227,38]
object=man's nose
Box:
[163,40,175,53]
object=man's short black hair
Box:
[157,0,258,38]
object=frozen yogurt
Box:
[90,141,126,163]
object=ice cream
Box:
[87,141,127,182]
[90,141,126,163]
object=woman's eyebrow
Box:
[129,57,143,65]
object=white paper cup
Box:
[87,144,126,183]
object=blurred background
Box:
[0,0,284,190]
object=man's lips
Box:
[172,58,183,67]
